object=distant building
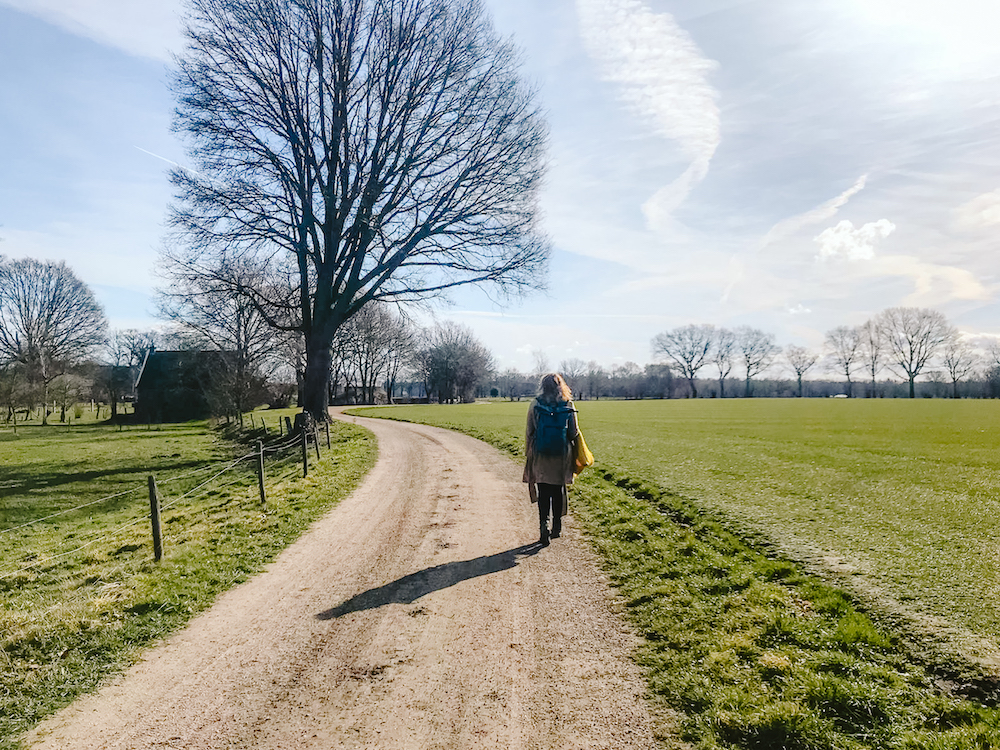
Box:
[134,349,233,422]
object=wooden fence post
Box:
[148,475,163,562]
[325,420,331,450]
[313,426,321,461]
[285,416,293,436]
[257,440,266,506]
[301,426,309,478]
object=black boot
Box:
[539,522,550,546]
[551,519,561,539]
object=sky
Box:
[3,0,1000,375]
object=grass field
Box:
[353,398,1000,749]
[0,411,376,749]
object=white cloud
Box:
[575,0,720,230]
[953,189,1000,232]
[758,175,867,252]
[814,219,895,261]
[0,0,184,60]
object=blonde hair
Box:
[539,373,572,403]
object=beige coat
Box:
[522,398,579,487]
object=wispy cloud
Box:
[953,188,1000,232]
[757,175,868,253]
[814,218,895,261]
[575,0,720,230]
[0,0,184,60]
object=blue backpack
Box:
[534,401,576,456]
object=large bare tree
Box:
[941,333,977,399]
[651,324,714,398]
[784,344,818,398]
[735,326,780,397]
[712,327,736,397]
[858,318,884,397]
[876,307,951,398]
[824,325,861,397]
[166,0,549,420]
[0,257,107,423]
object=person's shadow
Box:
[316,542,543,620]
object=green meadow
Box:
[0,412,376,749]
[355,398,1000,749]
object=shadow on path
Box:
[317,543,543,620]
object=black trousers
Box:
[537,483,564,529]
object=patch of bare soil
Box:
[25,412,667,749]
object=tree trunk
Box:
[302,337,334,422]
[688,377,698,399]
[909,377,916,398]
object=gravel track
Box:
[26,412,662,749]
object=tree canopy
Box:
[167,0,549,419]
[0,257,107,421]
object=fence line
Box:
[0,423,321,580]
[1,511,151,580]
[0,485,146,536]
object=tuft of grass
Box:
[1,411,376,749]
[354,401,1000,749]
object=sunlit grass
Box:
[354,399,1000,749]
[1,409,376,749]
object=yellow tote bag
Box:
[573,431,595,476]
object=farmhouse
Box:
[134,349,233,422]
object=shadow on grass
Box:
[317,543,543,620]
[0,460,210,500]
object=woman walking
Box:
[523,373,580,546]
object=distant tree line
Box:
[4,253,1000,426]
[651,307,1000,399]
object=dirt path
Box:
[26,412,663,749]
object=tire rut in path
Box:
[26,413,661,749]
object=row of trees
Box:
[651,307,995,399]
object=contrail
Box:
[134,146,202,177]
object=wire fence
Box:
[0,419,332,581]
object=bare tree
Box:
[0,257,107,423]
[166,0,549,421]
[531,350,551,381]
[858,319,884,398]
[941,333,978,399]
[824,325,861,397]
[414,321,494,403]
[712,328,736,397]
[651,324,714,398]
[332,303,413,403]
[785,345,818,397]
[558,358,586,397]
[496,367,522,401]
[584,361,607,400]
[876,307,951,398]
[736,326,780,397]
[158,260,287,415]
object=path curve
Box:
[26,411,661,749]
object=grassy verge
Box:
[1,410,376,749]
[351,402,1000,749]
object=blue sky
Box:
[3,0,1000,374]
